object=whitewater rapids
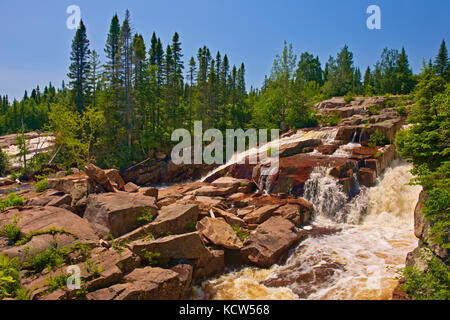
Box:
[192,161,422,300]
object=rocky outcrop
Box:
[196,217,243,250]
[241,216,305,267]
[83,192,158,238]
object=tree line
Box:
[0,9,448,170]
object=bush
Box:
[369,129,389,147]
[34,178,49,193]
[23,245,71,274]
[0,150,8,177]
[0,193,25,212]
[142,250,169,268]
[396,106,407,116]
[0,215,21,243]
[320,112,342,127]
[344,93,355,104]
[401,256,450,300]
[368,105,380,115]
[0,254,29,300]
[136,209,154,226]
[232,226,249,241]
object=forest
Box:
[0,10,446,171]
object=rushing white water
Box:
[200,128,338,182]
[193,161,422,300]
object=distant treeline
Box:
[0,10,448,169]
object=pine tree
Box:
[132,34,146,89]
[434,40,449,80]
[87,49,101,106]
[187,57,197,121]
[67,19,90,113]
[104,14,120,86]
[396,47,413,94]
[363,66,374,95]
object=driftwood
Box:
[125,157,152,172]
[48,144,62,165]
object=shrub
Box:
[373,151,382,159]
[34,178,49,193]
[320,112,342,127]
[0,215,21,243]
[44,272,69,293]
[142,250,168,268]
[85,259,104,279]
[396,106,407,116]
[23,245,71,274]
[344,93,355,104]
[0,254,29,300]
[369,129,389,147]
[136,209,154,226]
[0,150,8,177]
[232,226,249,241]
[401,256,450,300]
[368,105,380,116]
[0,193,25,211]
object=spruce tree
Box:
[67,19,90,113]
[104,14,120,85]
[434,40,449,80]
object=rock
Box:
[193,249,225,282]
[406,247,436,272]
[83,192,158,238]
[0,178,14,187]
[139,187,158,199]
[273,203,312,226]
[47,173,93,214]
[84,163,115,193]
[357,168,376,188]
[0,206,98,260]
[117,204,199,241]
[193,185,237,197]
[279,139,322,157]
[87,267,184,300]
[124,182,139,193]
[196,217,243,250]
[25,189,66,206]
[414,190,427,239]
[104,169,125,191]
[243,204,282,224]
[316,97,347,109]
[211,207,246,228]
[241,216,304,267]
[171,264,193,299]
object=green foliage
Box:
[0,193,25,211]
[142,250,168,268]
[23,245,71,274]
[319,112,341,127]
[0,150,8,176]
[185,222,196,232]
[344,92,355,104]
[369,129,389,147]
[0,254,29,300]
[44,272,69,293]
[34,178,49,193]
[232,225,249,241]
[373,151,382,159]
[396,105,408,116]
[136,208,154,226]
[401,256,450,300]
[368,105,380,116]
[0,215,21,243]
[16,227,78,246]
[85,259,104,279]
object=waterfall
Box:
[192,161,422,300]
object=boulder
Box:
[87,267,185,300]
[139,187,158,199]
[241,216,304,267]
[83,192,158,238]
[124,182,139,193]
[357,168,376,188]
[273,203,312,226]
[211,207,246,228]
[243,204,282,224]
[279,139,322,157]
[196,217,243,250]
[193,185,237,197]
[117,204,199,242]
[0,178,14,187]
[47,173,93,213]
[84,163,115,192]
[104,169,125,191]
[0,206,98,260]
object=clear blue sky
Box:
[0,0,449,100]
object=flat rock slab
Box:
[241,216,304,267]
[196,217,243,250]
[243,204,282,224]
[83,192,158,238]
[0,206,98,259]
[118,204,199,241]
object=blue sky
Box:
[0,0,449,100]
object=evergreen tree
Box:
[67,19,90,113]
[87,49,101,106]
[396,47,414,94]
[104,14,120,85]
[434,40,449,80]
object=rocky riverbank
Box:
[0,96,416,300]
